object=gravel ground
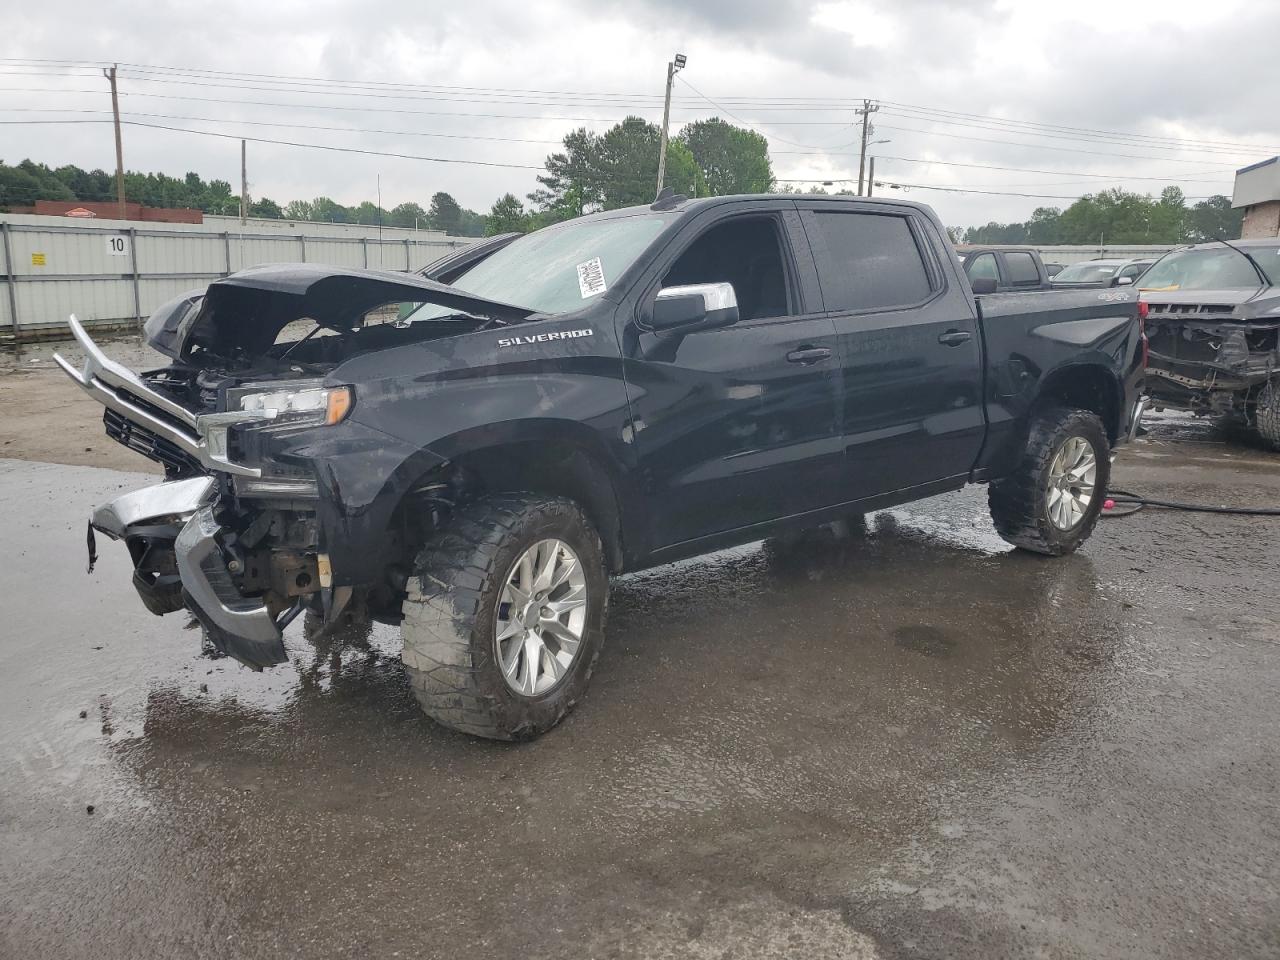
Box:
[1,342,1278,959]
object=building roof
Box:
[1232,156,1280,209]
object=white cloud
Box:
[0,0,1273,229]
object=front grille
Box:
[104,409,201,475]
[1149,303,1236,317]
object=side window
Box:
[661,216,790,321]
[966,252,999,283]
[808,211,934,312]
[1004,252,1041,285]
[1119,263,1143,280]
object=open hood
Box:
[144,263,535,361]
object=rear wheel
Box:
[1254,379,1280,451]
[400,493,608,740]
[988,406,1110,556]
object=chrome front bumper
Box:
[53,315,268,478]
[1126,395,1149,444]
[91,478,288,670]
[175,505,288,669]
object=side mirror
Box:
[970,277,998,295]
[1115,275,1134,286]
[651,282,739,331]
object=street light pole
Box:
[655,53,687,200]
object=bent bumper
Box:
[54,315,268,478]
[175,505,288,670]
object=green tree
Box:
[352,201,386,225]
[456,207,487,236]
[283,199,314,221]
[678,118,774,195]
[428,191,463,234]
[1185,195,1243,241]
[388,201,428,229]
[250,197,283,218]
[529,127,603,220]
[486,192,530,234]
[309,196,350,223]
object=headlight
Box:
[233,381,353,426]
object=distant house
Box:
[6,199,203,224]
[1233,157,1280,238]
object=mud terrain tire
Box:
[401,494,607,740]
[988,405,1111,556]
[1255,379,1280,451]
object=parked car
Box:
[957,245,1054,291]
[1139,238,1280,447]
[1051,258,1155,289]
[57,194,1145,740]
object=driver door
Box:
[618,202,844,552]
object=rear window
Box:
[1053,262,1120,284]
[966,253,998,282]
[808,212,933,311]
[1005,252,1041,285]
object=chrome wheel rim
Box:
[494,539,588,696]
[1046,435,1098,531]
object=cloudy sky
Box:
[3,0,1278,230]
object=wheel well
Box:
[405,441,626,574]
[1035,365,1121,441]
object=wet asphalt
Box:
[1,413,1278,959]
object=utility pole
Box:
[655,53,687,200]
[103,64,126,220]
[856,99,879,197]
[240,139,248,224]
[867,156,875,197]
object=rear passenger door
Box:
[799,202,985,500]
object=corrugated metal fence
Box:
[0,218,471,341]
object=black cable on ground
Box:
[1103,488,1280,518]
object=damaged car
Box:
[58,193,1144,740]
[1139,238,1280,447]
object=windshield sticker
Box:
[576,257,607,298]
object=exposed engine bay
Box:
[57,263,535,669]
[1145,306,1280,417]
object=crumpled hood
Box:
[144,264,535,361]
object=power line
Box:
[881,106,1269,159]
[772,149,1232,182]
[673,75,858,150]
[880,99,1280,154]
[3,57,1275,155]
[0,108,562,145]
[115,120,545,170]
[872,121,1247,166]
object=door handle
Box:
[786,346,832,364]
[937,330,972,347]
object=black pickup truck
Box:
[956,245,1055,292]
[58,193,1145,740]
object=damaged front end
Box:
[1144,297,1280,418]
[59,264,532,669]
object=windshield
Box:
[1052,262,1120,284]
[408,214,669,321]
[1139,244,1279,291]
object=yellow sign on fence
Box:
[31,252,46,267]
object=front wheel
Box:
[988,406,1111,556]
[1254,379,1280,451]
[401,494,608,741]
